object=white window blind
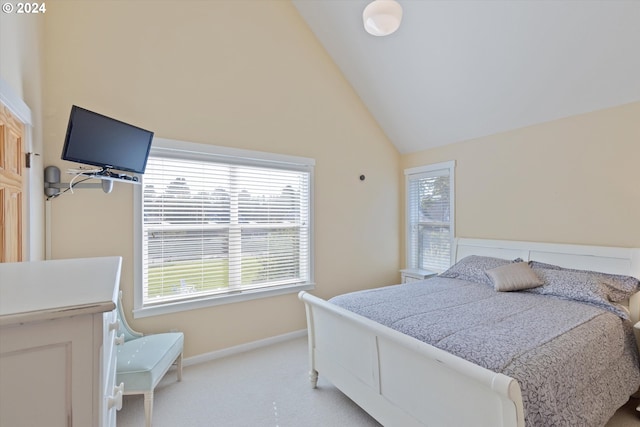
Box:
[139,143,313,309]
[406,161,455,272]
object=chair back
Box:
[117,291,144,342]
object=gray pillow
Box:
[525,268,635,319]
[528,260,639,301]
[439,255,519,286]
[486,262,544,292]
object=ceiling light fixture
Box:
[363,0,403,37]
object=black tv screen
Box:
[61,105,154,174]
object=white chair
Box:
[116,292,184,427]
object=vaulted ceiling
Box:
[293,0,640,154]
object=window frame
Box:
[133,138,315,318]
[404,160,456,273]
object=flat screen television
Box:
[61,105,154,174]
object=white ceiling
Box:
[293,0,640,154]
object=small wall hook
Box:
[359,174,366,181]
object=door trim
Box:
[0,79,32,127]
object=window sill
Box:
[132,282,315,319]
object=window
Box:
[405,161,455,273]
[134,138,314,317]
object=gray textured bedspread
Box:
[330,277,640,426]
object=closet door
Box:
[0,103,24,262]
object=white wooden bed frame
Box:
[299,239,640,427]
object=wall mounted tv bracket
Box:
[44,165,139,198]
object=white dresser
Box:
[0,257,123,427]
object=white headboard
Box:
[454,238,640,325]
[455,238,640,278]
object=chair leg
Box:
[176,353,183,382]
[144,391,154,427]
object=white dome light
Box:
[363,0,403,37]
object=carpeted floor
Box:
[117,336,640,426]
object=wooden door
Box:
[0,104,24,262]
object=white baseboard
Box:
[183,329,307,367]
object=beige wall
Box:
[0,8,43,102]
[401,102,640,265]
[0,7,46,260]
[43,1,400,358]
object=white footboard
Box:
[299,291,525,427]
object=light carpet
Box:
[117,336,640,427]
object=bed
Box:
[299,239,640,426]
